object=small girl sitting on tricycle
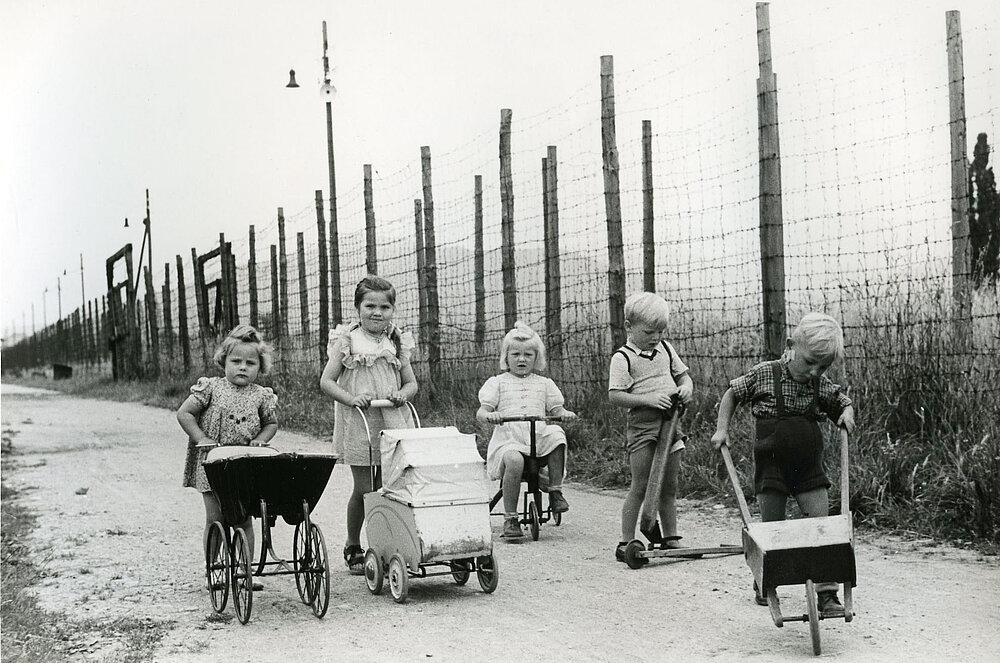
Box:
[477,321,576,539]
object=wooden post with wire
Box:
[296,232,310,345]
[270,244,281,363]
[601,55,626,350]
[499,109,517,330]
[278,207,290,340]
[421,146,441,394]
[756,2,787,360]
[176,254,191,373]
[642,120,656,293]
[143,265,160,377]
[162,261,174,364]
[947,10,972,346]
[322,20,342,328]
[191,247,209,366]
[313,193,329,359]
[249,225,259,329]
[545,146,562,362]
[474,175,485,349]
[413,199,427,344]
[364,165,378,274]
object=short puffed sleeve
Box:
[258,386,278,425]
[397,329,416,363]
[478,375,501,408]
[188,377,215,409]
[544,377,566,411]
[327,323,353,362]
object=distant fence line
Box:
[5,5,998,408]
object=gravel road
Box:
[2,384,998,662]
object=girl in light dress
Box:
[319,275,418,573]
[477,321,576,539]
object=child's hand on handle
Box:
[676,382,694,405]
[645,392,676,410]
[711,430,729,450]
[558,409,577,421]
[483,411,505,424]
[837,405,856,434]
[387,390,408,406]
[351,393,373,409]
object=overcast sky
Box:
[1,0,996,341]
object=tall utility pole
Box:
[321,21,341,326]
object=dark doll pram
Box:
[202,445,337,624]
[356,400,499,603]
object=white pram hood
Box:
[379,427,491,505]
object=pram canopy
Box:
[379,427,491,506]
[204,448,337,526]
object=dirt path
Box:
[2,384,998,662]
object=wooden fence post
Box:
[270,244,281,362]
[499,108,518,330]
[414,199,427,342]
[642,119,656,293]
[249,225,259,329]
[421,146,442,393]
[545,146,562,361]
[947,10,972,345]
[176,254,191,373]
[364,165,378,274]
[757,2,788,360]
[297,232,310,345]
[192,247,209,366]
[219,234,231,334]
[278,207,290,339]
[474,175,485,348]
[143,265,160,377]
[162,261,174,366]
[601,55,626,350]
[314,192,329,360]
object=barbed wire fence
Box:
[6,4,998,414]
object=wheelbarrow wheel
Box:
[476,553,500,593]
[527,501,541,541]
[805,580,821,655]
[364,549,384,595]
[388,554,409,603]
[292,521,312,604]
[205,521,230,613]
[450,559,470,586]
[624,539,648,570]
[308,524,330,618]
[552,510,562,526]
[230,528,254,625]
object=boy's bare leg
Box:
[795,487,838,593]
[545,445,566,490]
[756,489,789,522]
[499,449,525,514]
[622,446,654,541]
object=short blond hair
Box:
[624,292,670,328]
[499,321,547,372]
[790,313,844,362]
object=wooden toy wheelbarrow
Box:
[719,428,856,656]
[623,406,742,568]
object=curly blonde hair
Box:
[213,324,274,375]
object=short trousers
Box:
[626,406,687,455]
[753,416,830,495]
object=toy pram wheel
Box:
[307,525,330,618]
[805,580,821,655]
[230,528,254,625]
[476,554,500,593]
[624,540,648,570]
[205,521,230,612]
[292,521,312,604]
[388,554,409,603]
[450,559,471,586]
[364,549,384,595]
[527,501,541,541]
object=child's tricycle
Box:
[202,445,337,623]
[357,400,499,603]
[487,415,566,541]
[720,428,856,656]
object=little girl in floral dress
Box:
[319,275,418,574]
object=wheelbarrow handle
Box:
[839,427,850,516]
[719,444,753,528]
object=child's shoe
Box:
[502,517,524,539]
[615,541,629,562]
[817,590,844,615]
[549,490,570,513]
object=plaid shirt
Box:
[729,360,851,420]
